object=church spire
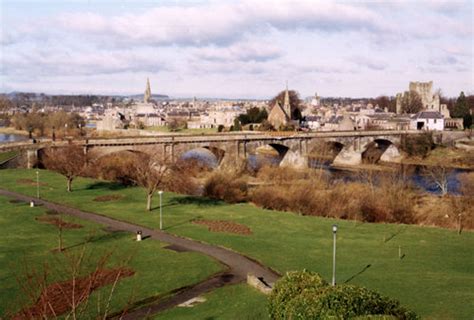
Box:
[283,81,291,119]
[144,78,152,103]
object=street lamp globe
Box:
[332,224,338,234]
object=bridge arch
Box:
[361,138,398,164]
[179,146,225,168]
[307,140,345,165]
[267,143,290,158]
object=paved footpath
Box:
[0,189,280,319]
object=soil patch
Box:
[9,199,25,204]
[16,179,49,187]
[93,194,123,202]
[36,215,83,229]
[14,267,135,319]
[192,219,252,235]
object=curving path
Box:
[0,189,280,319]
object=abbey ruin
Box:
[395,81,450,117]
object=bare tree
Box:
[43,145,88,192]
[422,164,452,196]
[451,172,474,234]
[11,246,134,320]
[401,91,423,114]
[128,153,170,211]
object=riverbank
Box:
[0,127,28,136]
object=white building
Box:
[187,105,245,128]
[410,111,445,131]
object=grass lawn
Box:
[157,284,269,320]
[0,194,222,318]
[0,169,473,319]
[0,150,19,163]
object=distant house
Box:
[410,111,444,131]
[301,115,322,130]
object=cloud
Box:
[2,47,169,77]
[349,56,386,70]
[192,41,282,62]
[46,1,392,48]
[429,55,461,66]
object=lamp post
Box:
[332,224,338,286]
[158,190,163,230]
[36,170,40,199]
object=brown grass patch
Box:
[14,267,135,319]
[35,216,83,229]
[193,219,252,235]
[16,179,49,187]
[93,194,123,202]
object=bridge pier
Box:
[380,144,402,163]
[164,143,175,161]
[333,145,362,166]
[26,149,38,169]
[280,150,308,169]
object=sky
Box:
[0,0,473,99]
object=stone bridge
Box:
[0,130,424,169]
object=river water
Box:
[0,133,28,144]
[247,154,468,195]
[179,149,468,195]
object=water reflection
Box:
[181,148,218,168]
[0,133,28,143]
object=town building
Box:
[410,111,445,131]
[267,84,294,129]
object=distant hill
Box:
[128,94,169,100]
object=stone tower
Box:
[144,78,152,103]
[395,81,449,117]
[283,82,291,119]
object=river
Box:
[247,154,469,195]
[0,133,28,144]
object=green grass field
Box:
[157,284,269,320]
[0,194,222,318]
[0,169,473,319]
[0,150,18,163]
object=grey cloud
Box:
[349,56,386,71]
[2,48,170,77]
[45,1,392,48]
[429,56,460,66]
[193,41,282,62]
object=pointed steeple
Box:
[283,81,291,119]
[144,78,152,103]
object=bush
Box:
[203,171,248,203]
[269,271,418,320]
[401,132,434,158]
[268,270,327,320]
[285,285,417,320]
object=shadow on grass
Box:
[384,226,407,243]
[164,215,204,230]
[84,181,128,191]
[344,264,372,284]
[169,196,224,207]
[62,230,128,251]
